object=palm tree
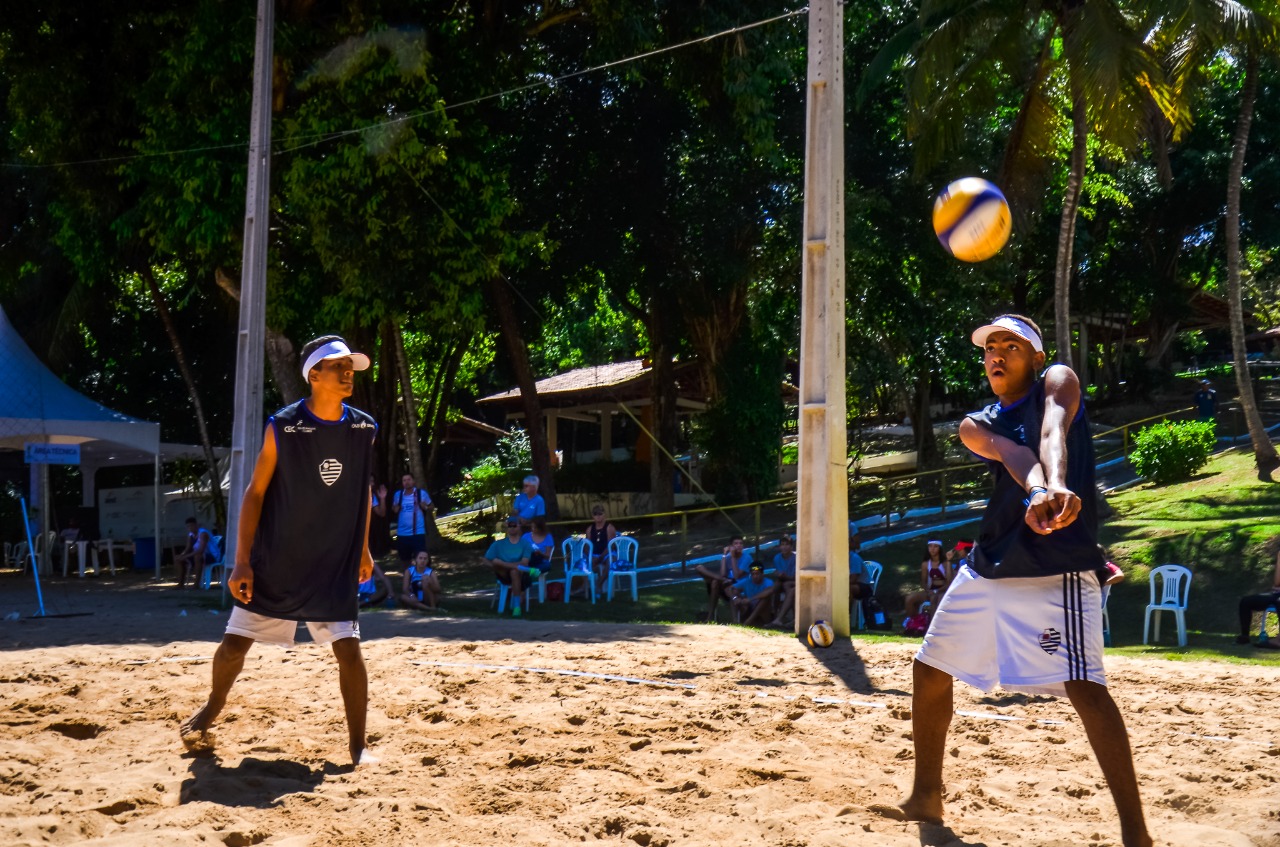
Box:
[863,0,1177,365]
[1157,0,1280,476]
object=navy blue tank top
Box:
[968,366,1104,579]
[241,400,377,621]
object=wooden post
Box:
[939,469,948,514]
[225,0,274,597]
[754,503,762,558]
[599,405,613,462]
[795,0,850,637]
[681,512,688,573]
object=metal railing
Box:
[440,400,1279,573]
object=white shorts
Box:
[916,565,1105,697]
[226,606,360,647]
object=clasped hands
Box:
[1024,486,1082,536]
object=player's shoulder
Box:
[269,399,307,422]
[343,405,378,432]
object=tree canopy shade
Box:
[4,0,1280,523]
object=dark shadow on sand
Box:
[180,755,327,808]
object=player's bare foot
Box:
[867,796,944,826]
[352,745,379,767]
[180,707,216,753]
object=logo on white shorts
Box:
[319,458,343,486]
[1039,628,1061,655]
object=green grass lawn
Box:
[427,449,1280,665]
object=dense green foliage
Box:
[448,427,532,508]
[3,1,1280,528]
[1130,419,1218,483]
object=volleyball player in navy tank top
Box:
[181,335,379,768]
[874,316,1152,847]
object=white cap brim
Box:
[971,316,1043,353]
[301,340,371,380]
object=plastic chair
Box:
[560,537,596,604]
[1143,564,1192,647]
[853,561,883,630]
[199,537,226,589]
[492,571,544,614]
[1258,603,1279,644]
[606,536,639,602]
[1102,591,1112,648]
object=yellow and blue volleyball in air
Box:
[932,177,1012,262]
[807,620,835,648]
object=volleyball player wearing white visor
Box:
[181,335,379,768]
[873,315,1152,847]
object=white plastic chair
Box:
[560,537,595,604]
[606,536,639,602]
[199,536,226,589]
[853,560,883,630]
[1143,564,1192,647]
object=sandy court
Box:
[0,585,1278,847]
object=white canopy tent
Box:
[0,306,165,575]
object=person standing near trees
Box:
[180,335,378,768]
[874,315,1151,847]
[1194,378,1218,423]
[392,473,434,564]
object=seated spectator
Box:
[767,534,797,627]
[1236,547,1280,648]
[485,516,536,617]
[694,535,753,621]
[848,529,873,614]
[729,563,777,626]
[174,517,220,589]
[904,539,951,618]
[523,515,555,573]
[583,505,618,596]
[400,550,443,612]
[358,562,396,609]
[513,475,545,530]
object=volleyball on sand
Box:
[807,620,835,648]
[932,177,1012,262]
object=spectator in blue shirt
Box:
[1194,379,1218,423]
[513,475,546,529]
[729,563,776,626]
[694,535,753,622]
[767,534,797,628]
[485,516,537,617]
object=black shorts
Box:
[396,534,427,562]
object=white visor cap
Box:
[301,339,371,381]
[970,315,1043,353]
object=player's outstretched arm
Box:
[230,424,278,603]
[1040,365,1083,531]
[959,417,1045,489]
[960,417,1060,535]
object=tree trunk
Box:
[139,266,226,527]
[391,323,427,488]
[1225,49,1279,477]
[214,267,306,404]
[1052,65,1087,368]
[484,275,559,519]
[376,319,400,484]
[425,335,468,486]
[648,309,678,525]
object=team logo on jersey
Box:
[319,458,343,486]
[283,423,316,434]
[350,420,375,430]
[1038,627,1061,655]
